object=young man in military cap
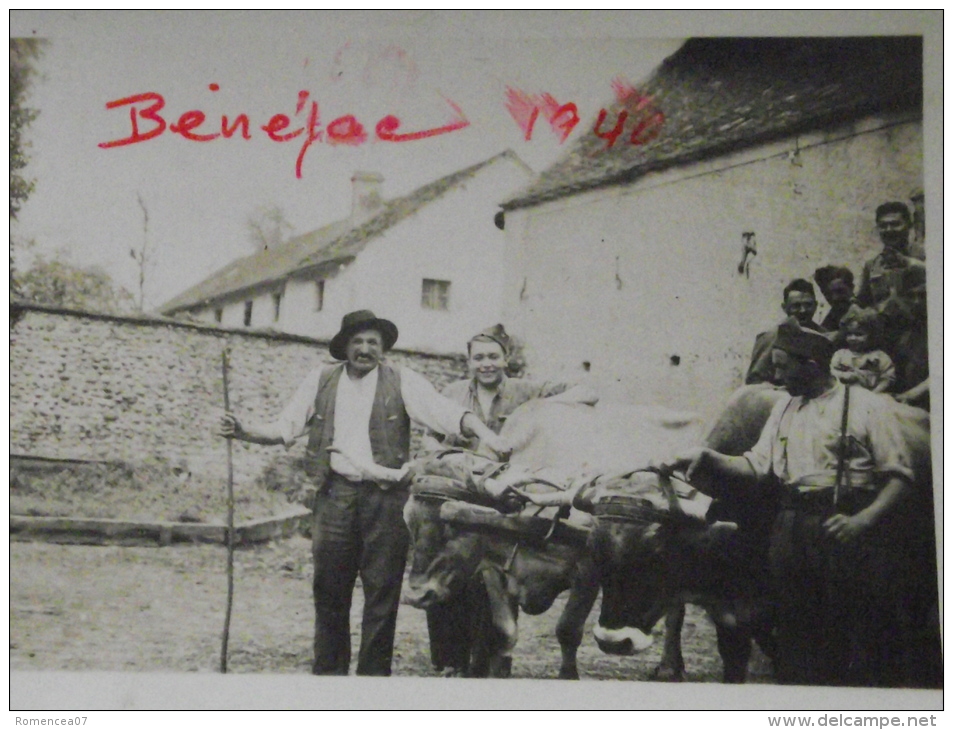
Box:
[424,323,597,676]
[219,309,509,676]
[437,324,596,450]
[662,319,938,687]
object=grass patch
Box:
[11,457,294,523]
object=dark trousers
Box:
[769,494,941,688]
[311,473,410,676]
[426,577,494,676]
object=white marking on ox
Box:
[592,623,654,654]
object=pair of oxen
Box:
[402,386,937,682]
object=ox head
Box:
[579,471,711,655]
[430,501,588,616]
[583,385,786,655]
[402,475,488,610]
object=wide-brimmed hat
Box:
[329,310,398,360]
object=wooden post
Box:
[220,346,236,673]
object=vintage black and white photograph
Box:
[9,11,942,711]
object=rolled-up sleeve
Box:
[864,398,917,484]
[275,366,325,446]
[399,367,468,438]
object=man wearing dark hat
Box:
[662,319,930,686]
[745,278,827,386]
[857,201,925,311]
[219,309,508,676]
[424,324,597,676]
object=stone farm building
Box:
[161,151,533,354]
[498,36,925,418]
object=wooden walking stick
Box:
[220,347,236,673]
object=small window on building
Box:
[243,300,253,327]
[214,308,223,324]
[272,292,282,322]
[314,280,325,311]
[421,279,450,310]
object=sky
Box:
[9,11,686,310]
[9,11,938,312]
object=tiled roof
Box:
[161,150,527,314]
[502,37,923,211]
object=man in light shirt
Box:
[661,320,938,687]
[219,309,508,676]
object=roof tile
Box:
[503,37,922,210]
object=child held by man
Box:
[830,304,895,393]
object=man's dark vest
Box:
[304,363,410,485]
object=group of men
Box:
[219,200,938,686]
[675,200,938,687]
[219,311,581,676]
[745,201,929,410]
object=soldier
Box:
[424,323,596,676]
[857,201,925,310]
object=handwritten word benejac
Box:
[97,84,470,179]
[98,80,664,179]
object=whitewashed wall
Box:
[501,115,922,419]
[190,155,531,354]
[272,155,532,353]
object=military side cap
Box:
[774,318,835,362]
[469,323,510,354]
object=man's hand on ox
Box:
[461,412,512,460]
[326,447,410,489]
[655,447,708,482]
[481,433,513,461]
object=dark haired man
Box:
[745,278,826,386]
[857,201,925,310]
[813,265,856,332]
[219,310,508,676]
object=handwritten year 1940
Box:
[98,79,664,179]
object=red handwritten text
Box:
[98,79,663,177]
[505,78,664,150]
[98,84,471,179]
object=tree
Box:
[15,253,136,314]
[131,192,153,311]
[10,38,46,296]
[10,38,44,221]
[246,205,293,252]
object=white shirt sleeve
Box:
[399,366,468,438]
[743,395,790,479]
[274,366,326,446]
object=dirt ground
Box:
[10,536,774,682]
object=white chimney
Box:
[351,172,384,224]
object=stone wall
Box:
[10,304,467,486]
